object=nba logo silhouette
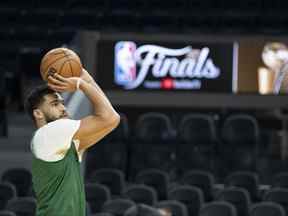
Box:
[114,41,137,86]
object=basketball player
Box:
[24,68,120,216]
[262,42,288,93]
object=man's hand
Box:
[48,74,82,92]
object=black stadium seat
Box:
[135,169,169,201]
[87,168,125,196]
[85,183,111,213]
[0,183,16,210]
[86,113,129,176]
[250,202,285,216]
[168,185,204,216]
[219,114,259,177]
[199,201,237,216]
[273,172,288,188]
[177,114,217,173]
[1,168,32,197]
[264,188,288,215]
[225,171,260,201]
[0,211,16,216]
[130,112,176,177]
[182,170,215,202]
[6,197,36,216]
[123,184,158,206]
[216,187,251,216]
[102,199,135,216]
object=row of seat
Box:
[4,168,288,215]
[88,200,288,216]
[1,191,288,216]
[1,0,287,12]
[0,2,287,35]
[86,112,261,179]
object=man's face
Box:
[38,93,69,123]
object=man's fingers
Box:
[48,83,66,92]
[48,76,65,86]
[54,73,67,82]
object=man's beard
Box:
[44,114,61,123]
[43,112,68,123]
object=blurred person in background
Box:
[124,204,172,216]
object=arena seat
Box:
[130,112,176,178]
[216,187,251,216]
[199,201,237,216]
[0,183,16,210]
[168,185,204,216]
[102,198,135,216]
[177,113,217,173]
[88,168,125,196]
[1,168,32,197]
[219,114,260,177]
[182,170,215,202]
[6,197,36,216]
[85,183,111,213]
[225,171,260,201]
[250,202,285,216]
[123,184,158,206]
[135,169,169,201]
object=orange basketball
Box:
[40,47,82,81]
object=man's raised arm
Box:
[48,69,120,151]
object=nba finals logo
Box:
[114,41,137,86]
[114,41,221,90]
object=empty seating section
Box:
[135,169,170,201]
[102,199,135,216]
[6,197,36,216]
[225,171,260,201]
[178,114,217,174]
[199,201,237,216]
[122,184,157,206]
[216,187,251,216]
[168,185,204,216]
[85,183,111,213]
[131,113,176,178]
[0,183,16,210]
[250,202,285,216]
[182,170,215,202]
[87,168,125,196]
[0,111,286,215]
[86,114,129,178]
[219,114,260,178]
[1,168,32,197]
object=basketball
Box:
[40,47,82,82]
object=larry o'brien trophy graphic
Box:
[114,41,221,90]
[261,42,288,160]
[260,42,288,94]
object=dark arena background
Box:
[2,0,288,215]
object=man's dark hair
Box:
[24,85,56,120]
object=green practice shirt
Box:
[31,119,86,216]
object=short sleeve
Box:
[31,119,81,162]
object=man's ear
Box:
[33,109,44,120]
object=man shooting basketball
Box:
[24,68,120,216]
